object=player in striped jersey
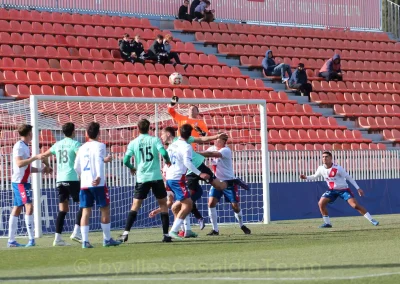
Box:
[300,151,379,228]
[8,124,51,247]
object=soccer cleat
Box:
[371,219,379,226]
[169,231,184,240]
[103,238,122,247]
[117,234,128,243]
[7,241,25,248]
[25,239,35,247]
[162,235,172,243]
[184,230,198,238]
[178,230,185,238]
[53,240,71,247]
[82,241,94,249]
[198,218,205,230]
[241,225,251,235]
[319,223,333,228]
[234,178,249,190]
[70,233,82,244]
[206,230,219,236]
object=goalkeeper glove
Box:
[170,95,179,106]
[194,125,207,137]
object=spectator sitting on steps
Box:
[179,0,192,22]
[194,0,213,22]
[147,34,170,64]
[190,0,201,19]
[319,54,343,82]
[288,63,313,99]
[261,50,292,84]
[119,33,135,64]
[130,35,149,64]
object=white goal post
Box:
[26,95,269,237]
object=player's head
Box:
[18,124,33,141]
[62,122,75,138]
[215,133,228,149]
[161,126,176,145]
[188,105,199,118]
[180,124,193,140]
[322,151,333,166]
[138,119,150,134]
[87,122,100,140]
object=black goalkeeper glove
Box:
[170,95,179,106]
[194,125,207,137]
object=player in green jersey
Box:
[117,119,172,243]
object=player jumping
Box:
[74,122,121,248]
[199,135,251,235]
[117,119,172,243]
[7,124,51,247]
[300,151,379,228]
[166,124,211,239]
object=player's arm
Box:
[74,150,81,176]
[340,167,364,196]
[197,151,222,158]
[300,167,322,180]
[15,154,42,168]
[156,138,171,165]
[183,145,209,180]
[38,148,52,172]
[192,132,228,143]
[167,104,186,122]
[93,144,105,186]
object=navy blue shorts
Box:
[79,185,110,208]
[209,184,239,204]
[321,189,354,204]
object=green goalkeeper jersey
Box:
[50,137,81,182]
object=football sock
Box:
[209,207,219,232]
[323,215,331,224]
[234,210,244,227]
[184,216,192,231]
[160,212,169,235]
[364,212,373,222]
[73,225,80,236]
[191,203,203,219]
[124,210,137,233]
[55,211,67,234]
[101,223,111,241]
[25,214,34,240]
[8,215,18,242]
[81,226,89,243]
[170,218,184,233]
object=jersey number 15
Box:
[139,146,154,162]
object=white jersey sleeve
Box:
[182,143,201,176]
[306,166,323,181]
[166,139,200,180]
[12,141,31,183]
[307,164,359,190]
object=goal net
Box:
[0,96,268,238]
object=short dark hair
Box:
[138,119,150,134]
[298,63,305,68]
[164,126,176,137]
[180,124,193,140]
[156,34,164,40]
[87,122,100,140]
[18,124,32,137]
[123,33,129,38]
[322,151,332,158]
[62,122,75,137]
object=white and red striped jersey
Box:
[206,145,235,181]
[306,163,360,190]
[12,140,31,183]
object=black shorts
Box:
[57,181,80,203]
[186,163,216,191]
[134,180,167,200]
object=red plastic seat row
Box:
[268,129,370,144]
[267,115,344,130]
[0,9,153,28]
[312,80,400,94]
[334,104,400,117]
[383,129,400,142]
[266,103,320,117]
[310,92,400,105]
[358,117,400,130]
[345,71,400,83]
[273,142,386,151]
[176,21,391,42]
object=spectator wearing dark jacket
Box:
[147,35,170,64]
[179,0,192,22]
[119,33,135,63]
[288,63,312,98]
[319,54,343,81]
[262,50,292,83]
[164,34,188,69]
[190,0,201,18]
[130,35,148,64]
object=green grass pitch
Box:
[1,214,400,284]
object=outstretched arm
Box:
[197,151,222,158]
[192,133,228,143]
[300,167,322,180]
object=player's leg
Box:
[96,186,121,247]
[346,196,379,226]
[54,183,70,246]
[189,183,205,230]
[152,180,172,242]
[79,188,94,248]
[7,205,23,247]
[207,189,220,236]
[118,182,149,242]
[20,183,35,247]
[318,193,335,228]
[68,181,83,243]
[227,184,251,234]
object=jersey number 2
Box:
[139,146,154,162]
[83,155,90,171]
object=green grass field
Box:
[1,214,400,284]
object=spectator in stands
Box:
[119,33,135,63]
[194,0,213,22]
[261,50,292,83]
[147,34,170,64]
[190,0,201,18]
[179,0,192,22]
[319,54,343,81]
[131,35,148,64]
[164,34,188,69]
[203,5,215,23]
[288,63,313,99]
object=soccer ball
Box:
[169,72,183,85]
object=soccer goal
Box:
[0,95,269,238]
